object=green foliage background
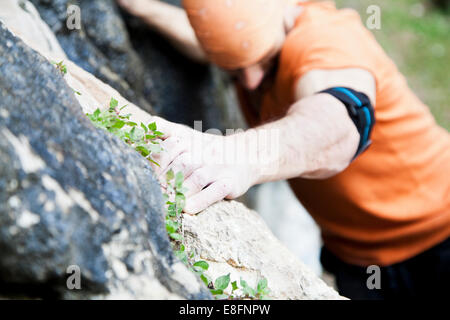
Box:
[335,0,449,130]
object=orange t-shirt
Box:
[238,1,450,266]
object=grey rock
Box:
[253,181,322,275]
[0,23,211,300]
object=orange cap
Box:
[183,0,284,70]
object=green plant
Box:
[163,168,270,300]
[87,98,163,166]
[86,98,269,300]
[164,169,188,262]
[207,273,269,300]
[241,277,270,300]
[52,60,67,75]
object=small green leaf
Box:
[193,261,209,271]
[166,169,174,181]
[141,123,148,133]
[112,120,125,129]
[200,274,211,287]
[214,294,229,300]
[169,233,183,241]
[231,281,238,292]
[129,127,137,141]
[214,274,230,291]
[135,146,150,157]
[240,277,256,297]
[165,220,180,234]
[175,171,184,189]
[257,278,268,292]
[110,98,118,109]
[148,122,157,131]
[149,158,160,167]
[210,289,223,295]
[175,192,185,210]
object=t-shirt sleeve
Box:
[281,9,382,89]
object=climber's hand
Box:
[151,118,259,215]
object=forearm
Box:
[242,93,360,185]
[136,1,208,63]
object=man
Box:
[118,0,450,299]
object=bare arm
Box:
[151,68,376,213]
[249,93,360,184]
[117,0,208,63]
[251,68,376,183]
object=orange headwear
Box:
[183,0,284,70]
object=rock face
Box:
[184,201,343,300]
[253,181,322,275]
[29,0,243,130]
[0,23,210,299]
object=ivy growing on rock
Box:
[86,97,269,300]
[87,98,163,166]
[163,169,270,300]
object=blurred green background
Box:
[335,0,449,130]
